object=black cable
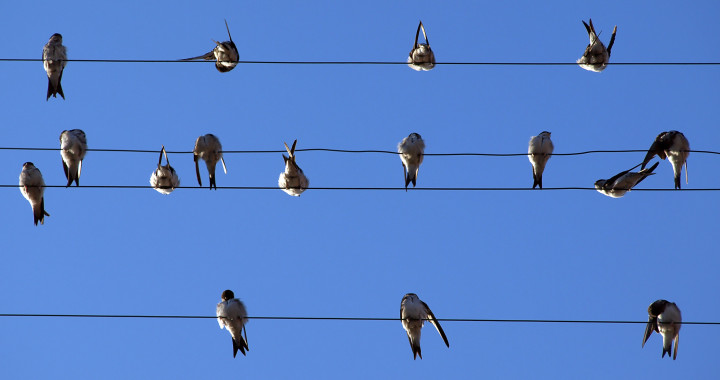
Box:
[1,58,719,65]
[0,147,714,157]
[2,185,719,191]
[0,313,717,325]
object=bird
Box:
[528,131,554,189]
[182,20,239,73]
[193,134,227,190]
[59,129,87,187]
[642,300,682,360]
[397,133,425,191]
[400,293,449,360]
[19,162,50,226]
[149,146,180,194]
[216,290,249,358]
[594,162,659,198]
[278,140,309,196]
[42,33,67,100]
[407,21,435,71]
[576,19,617,72]
[641,131,690,189]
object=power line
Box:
[1,58,719,65]
[2,185,719,192]
[0,147,715,157]
[0,313,717,325]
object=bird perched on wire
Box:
[400,293,449,360]
[576,19,617,72]
[182,20,239,73]
[59,129,87,187]
[19,162,50,226]
[193,134,227,189]
[278,140,309,196]
[216,290,249,358]
[407,21,435,71]
[642,300,681,360]
[641,131,690,189]
[528,131,554,189]
[42,33,67,100]
[594,162,659,198]
[398,133,425,191]
[149,146,180,194]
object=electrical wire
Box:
[1,58,719,65]
[0,147,715,157]
[2,185,719,192]
[0,313,718,325]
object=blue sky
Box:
[1,1,719,379]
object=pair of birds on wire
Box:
[527,130,690,197]
[409,18,617,72]
[216,290,680,361]
[41,20,239,101]
[215,291,449,360]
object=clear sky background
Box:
[1,1,719,379]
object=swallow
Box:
[19,162,50,225]
[642,300,682,360]
[407,21,435,71]
[278,140,309,196]
[528,131,554,189]
[149,146,180,194]
[576,19,617,72]
[182,20,239,72]
[42,33,67,100]
[193,134,227,190]
[216,290,249,358]
[59,129,87,187]
[594,162,659,198]
[397,133,425,191]
[641,131,690,189]
[400,293,449,360]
